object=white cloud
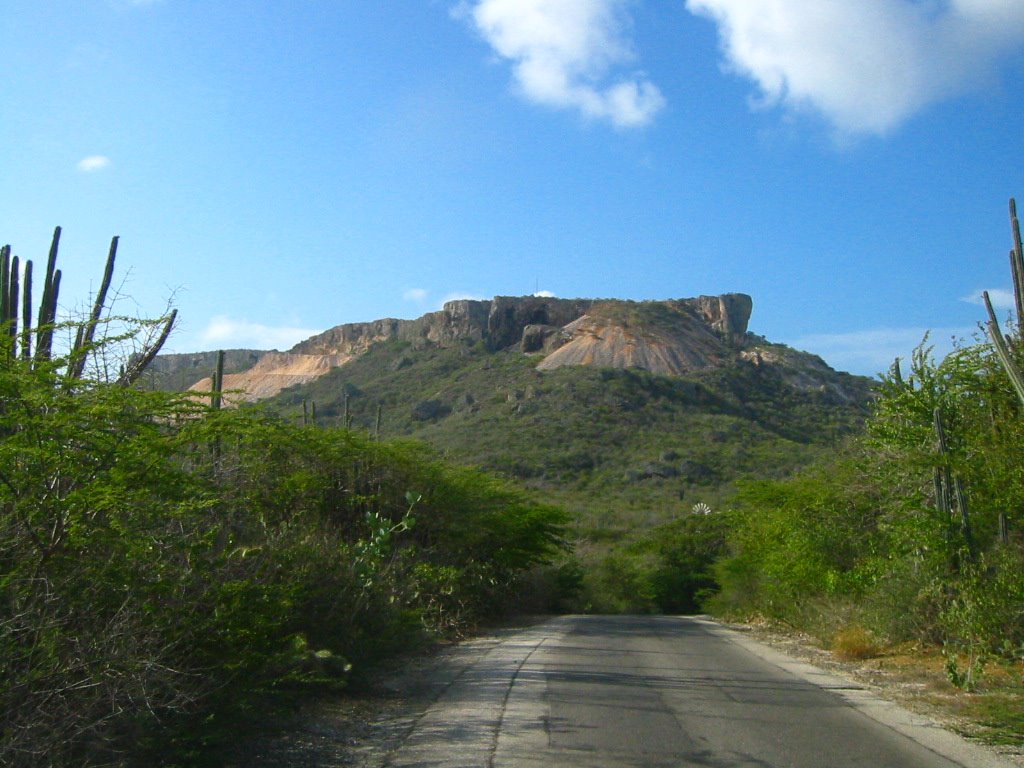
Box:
[197,316,321,351]
[403,288,429,302]
[533,289,556,297]
[77,155,111,172]
[685,0,1024,136]
[961,287,1015,309]
[459,0,665,128]
[786,326,975,377]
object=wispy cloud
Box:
[961,287,1016,310]
[685,0,1024,136]
[786,326,976,378]
[77,155,111,172]
[197,316,321,351]
[457,0,665,128]
[403,288,429,302]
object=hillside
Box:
[266,336,871,541]
[150,294,875,551]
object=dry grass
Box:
[831,625,880,661]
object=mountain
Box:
[147,294,875,548]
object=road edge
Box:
[690,616,1021,768]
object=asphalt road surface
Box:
[374,615,1013,768]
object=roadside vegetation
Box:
[704,201,1024,745]
[262,326,871,612]
[0,233,568,767]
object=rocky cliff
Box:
[289,296,602,356]
[292,294,751,357]
[175,294,758,404]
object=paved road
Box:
[377,615,1013,768]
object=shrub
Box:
[831,625,880,661]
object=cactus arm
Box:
[34,228,62,363]
[35,269,61,362]
[983,290,1024,406]
[21,260,32,359]
[8,255,19,343]
[932,409,953,519]
[208,347,225,408]
[1,245,10,328]
[116,309,178,387]
[35,228,60,343]
[1010,198,1024,337]
[69,236,118,379]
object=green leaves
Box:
[1,347,571,765]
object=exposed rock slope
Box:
[188,351,349,405]
[536,297,751,376]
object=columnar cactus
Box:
[20,259,32,359]
[210,349,225,410]
[7,255,19,343]
[35,227,62,363]
[1,246,11,335]
[932,408,974,558]
[2,227,176,382]
[1,247,33,359]
[1011,198,1024,338]
[68,236,118,380]
[982,198,1024,406]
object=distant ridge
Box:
[147,293,860,405]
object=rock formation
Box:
[176,294,755,404]
[535,295,752,376]
[292,294,749,358]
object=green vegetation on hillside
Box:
[262,332,872,610]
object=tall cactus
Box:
[980,198,1024,547]
[21,259,32,359]
[1,245,10,337]
[1,248,33,360]
[1,246,12,356]
[7,255,19,344]
[932,408,974,559]
[68,236,118,380]
[982,198,1024,406]
[210,349,225,410]
[3,227,175,383]
[1010,198,1024,338]
[35,227,62,363]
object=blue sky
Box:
[2,1,1023,377]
